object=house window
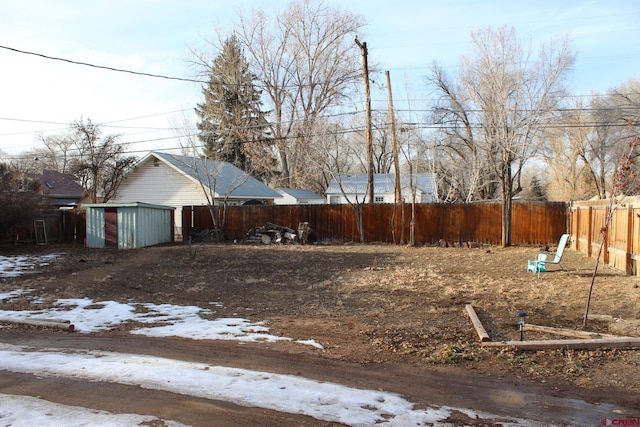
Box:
[329,195,341,204]
[374,196,385,203]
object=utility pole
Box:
[386,70,404,243]
[355,37,374,204]
[386,71,401,206]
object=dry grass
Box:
[2,241,639,402]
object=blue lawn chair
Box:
[527,234,570,274]
[527,253,547,274]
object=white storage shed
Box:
[84,202,175,249]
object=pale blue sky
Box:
[1,0,638,156]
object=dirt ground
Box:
[1,241,639,425]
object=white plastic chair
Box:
[527,234,570,274]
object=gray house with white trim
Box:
[325,173,436,204]
[274,188,325,205]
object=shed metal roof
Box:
[83,202,175,210]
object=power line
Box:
[3,43,636,125]
[0,44,356,90]
[0,117,69,126]
[0,109,195,136]
[2,108,637,153]
[0,45,207,84]
[2,42,637,104]
[101,109,193,124]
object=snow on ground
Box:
[0,293,323,348]
[0,394,188,427]
[0,253,62,278]
[0,343,539,427]
[0,254,321,347]
[0,253,544,426]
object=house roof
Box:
[326,173,435,195]
[24,170,85,206]
[36,170,85,198]
[275,188,324,200]
[149,152,281,199]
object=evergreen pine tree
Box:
[195,36,271,177]
[530,176,547,201]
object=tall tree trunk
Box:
[348,203,365,243]
[501,166,513,247]
[207,204,222,243]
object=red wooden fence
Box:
[569,196,640,276]
[183,201,567,246]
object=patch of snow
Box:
[0,394,188,427]
[0,343,538,427]
[0,254,62,278]
[0,289,32,301]
[0,294,323,349]
[0,253,542,425]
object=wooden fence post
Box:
[190,202,567,246]
[626,204,633,274]
[587,206,593,258]
[603,206,610,264]
[572,206,576,250]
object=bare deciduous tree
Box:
[541,99,594,201]
[352,110,395,175]
[428,63,497,203]
[543,80,640,200]
[175,124,252,243]
[35,133,75,174]
[428,26,574,246]
[584,95,621,198]
[20,119,136,203]
[233,0,365,188]
[68,118,137,203]
[602,79,640,195]
[298,118,354,194]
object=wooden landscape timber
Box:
[0,317,75,332]
[464,304,491,342]
[482,337,640,351]
[464,305,640,351]
[523,323,617,339]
